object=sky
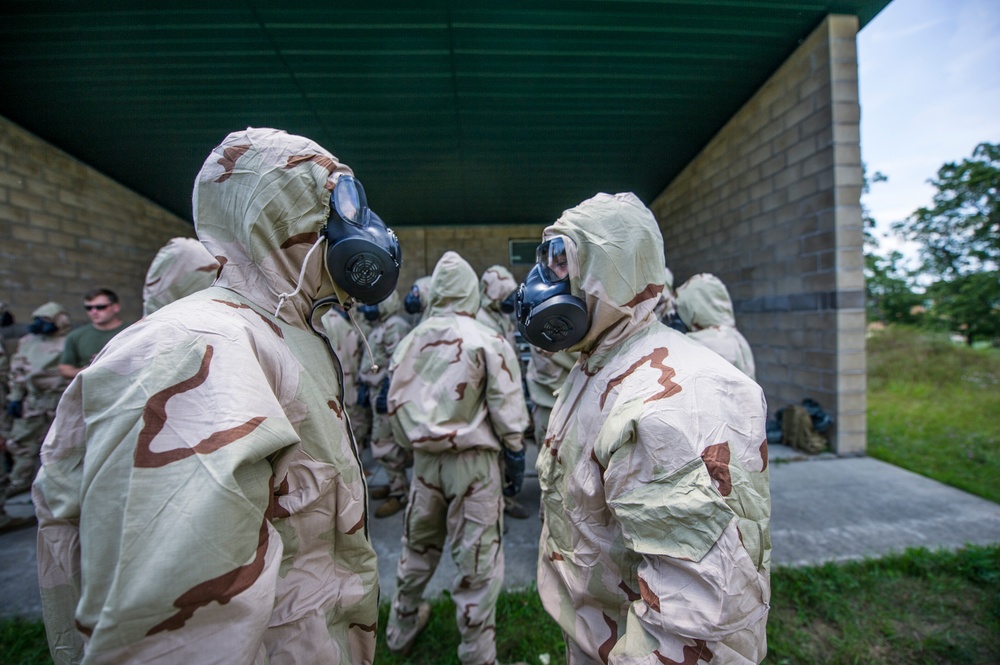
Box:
[857,0,1000,263]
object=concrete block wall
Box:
[394,224,546,295]
[650,15,866,455]
[0,116,196,326]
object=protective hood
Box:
[545,192,666,361]
[375,288,402,322]
[676,273,737,329]
[427,251,479,317]
[31,301,70,333]
[479,265,517,312]
[193,127,353,329]
[142,237,221,316]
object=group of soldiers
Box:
[17,128,769,665]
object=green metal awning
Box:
[0,0,891,226]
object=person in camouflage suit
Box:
[357,288,413,517]
[530,193,770,665]
[141,236,221,317]
[524,346,578,447]
[0,300,12,444]
[4,302,71,494]
[476,264,532,519]
[675,272,757,380]
[385,251,529,664]
[476,264,518,349]
[33,128,381,664]
[321,302,372,454]
[1,302,70,533]
[402,274,432,327]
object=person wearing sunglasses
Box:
[34,128,399,664]
[57,287,127,379]
[517,193,771,665]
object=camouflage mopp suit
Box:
[385,250,529,664]
[535,193,771,665]
[4,302,71,499]
[33,128,379,664]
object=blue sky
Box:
[858,0,1000,260]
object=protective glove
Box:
[375,377,390,414]
[502,447,526,497]
[7,400,22,418]
[358,383,371,409]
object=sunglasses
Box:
[84,304,111,311]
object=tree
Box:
[894,142,999,277]
[890,143,1000,344]
[925,271,1000,346]
[865,250,924,324]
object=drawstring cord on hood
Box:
[275,236,325,319]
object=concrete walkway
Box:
[3,444,999,620]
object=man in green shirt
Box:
[58,288,128,379]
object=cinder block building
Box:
[0,3,890,454]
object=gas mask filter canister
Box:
[324,175,401,304]
[515,236,589,352]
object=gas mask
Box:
[515,236,589,352]
[357,303,381,322]
[500,291,517,314]
[404,284,423,314]
[324,175,401,305]
[28,317,58,336]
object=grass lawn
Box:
[3,325,998,664]
[867,326,1000,503]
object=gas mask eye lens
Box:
[333,175,369,227]
[536,236,570,283]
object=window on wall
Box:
[509,239,539,266]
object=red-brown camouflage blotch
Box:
[214,144,251,183]
[701,442,733,496]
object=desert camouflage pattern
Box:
[676,273,756,380]
[405,275,433,326]
[0,301,12,441]
[358,289,412,498]
[536,193,771,665]
[142,237,221,317]
[321,305,371,449]
[652,266,677,322]
[386,251,525,664]
[476,264,518,348]
[525,347,579,445]
[4,302,71,496]
[33,128,379,665]
[387,251,528,456]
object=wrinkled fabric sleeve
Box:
[8,339,29,401]
[599,403,764,661]
[36,330,301,663]
[482,337,528,452]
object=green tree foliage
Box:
[894,142,999,277]
[892,142,1000,343]
[866,250,924,324]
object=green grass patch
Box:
[5,546,998,665]
[867,326,1000,503]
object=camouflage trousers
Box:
[3,410,54,497]
[387,448,504,665]
[370,411,409,498]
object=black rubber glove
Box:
[375,377,390,414]
[357,384,371,409]
[7,400,22,418]
[503,447,526,497]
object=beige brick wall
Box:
[0,116,195,325]
[394,224,546,295]
[650,15,866,455]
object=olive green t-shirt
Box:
[59,322,129,368]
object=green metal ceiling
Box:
[0,0,891,227]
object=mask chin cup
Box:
[500,291,517,314]
[325,212,401,305]
[403,292,422,314]
[358,304,381,322]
